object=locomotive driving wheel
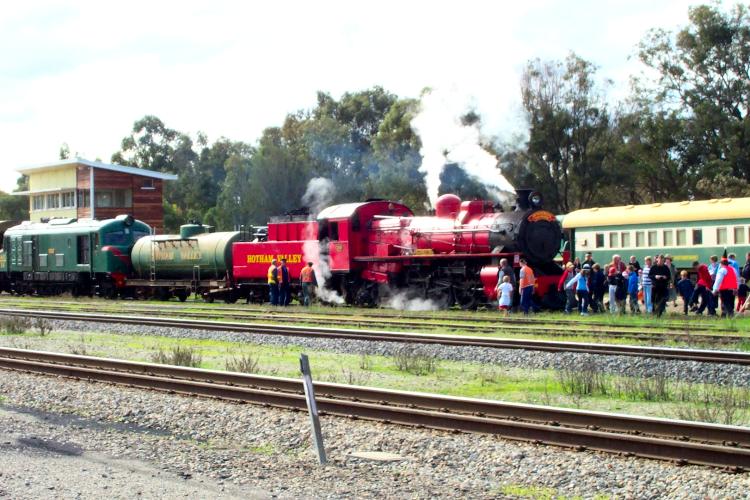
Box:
[452,285,478,310]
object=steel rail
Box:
[0,347,748,469]
[1,302,738,343]
[2,308,750,365]
[0,296,733,332]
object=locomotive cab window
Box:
[77,235,90,264]
[329,222,339,241]
[103,230,130,246]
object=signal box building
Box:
[15,158,177,233]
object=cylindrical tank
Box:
[131,230,241,280]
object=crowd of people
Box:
[496,252,750,318]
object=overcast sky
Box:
[0,0,696,192]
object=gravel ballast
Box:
[1,369,749,499]
[25,317,750,386]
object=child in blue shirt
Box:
[627,265,640,313]
[676,270,694,315]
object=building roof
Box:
[16,158,178,181]
[562,197,750,229]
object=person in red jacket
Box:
[691,260,716,316]
[713,255,739,317]
[558,262,577,314]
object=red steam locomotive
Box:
[232,188,563,309]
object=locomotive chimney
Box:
[515,189,533,210]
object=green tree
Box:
[636,3,750,197]
[500,54,620,213]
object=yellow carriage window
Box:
[635,231,645,247]
[734,227,745,244]
[663,230,673,246]
[676,229,687,246]
[609,232,619,248]
[620,232,631,248]
[595,234,604,248]
[717,227,727,245]
[692,229,703,245]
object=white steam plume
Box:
[385,291,440,312]
[302,177,336,215]
[301,177,345,305]
[411,88,515,206]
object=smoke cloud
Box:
[385,291,440,312]
[411,88,515,206]
[301,177,345,304]
[302,177,336,215]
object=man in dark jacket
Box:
[589,263,606,312]
[279,258,291,306]
[742,252,750,281]
[649,254,671,317]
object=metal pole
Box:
[89,166,95,220]
[299,353,327,464]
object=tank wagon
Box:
[128,223,241,302]
[0,215,150,297]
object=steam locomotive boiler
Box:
[313,188,563,308]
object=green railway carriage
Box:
[1,215,150,296]
[562,197,750,269]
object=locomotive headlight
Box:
[529,192,543,208]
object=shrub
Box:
[557,361,606,397]
[151,345,202,368]
[393,346,438,375]
[1,316,31,335]
[33,318,53,336]
[225,352,260,373]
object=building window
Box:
[32,195,45,211]
[663,230,673,246]
[676,229,687,246]
[692,229,703,245]
[717,227,728,245]
[61,191,75,208]
[647,231,657,247]
[78,190,90,208]
[635,231,645,248]
[609,232,619,248]
[95,189,132,208]
[141,178,155,189]
[734,227,746,244]
[47,193,60,209]
[620,232,631,248]
[595,234,604,248]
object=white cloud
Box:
[0,0,691,192]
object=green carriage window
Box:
[647,231,657,246]
[635,231,644,247]
[620,232,631,248]
[609,232,619,248]
[663,230,673,246]
[734,227,745,244]
[676,229,687,246]
[692,229,703,245]
[717,227,728,245]
[595,234,604,248]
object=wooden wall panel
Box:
[75,166,166,233]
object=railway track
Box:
[0,300,745,345]
[0,296,738,333]
[2,308,750,365]
[0,346,747,470]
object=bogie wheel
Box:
[176,290,189,302]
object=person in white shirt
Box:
[496,275,514,317]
